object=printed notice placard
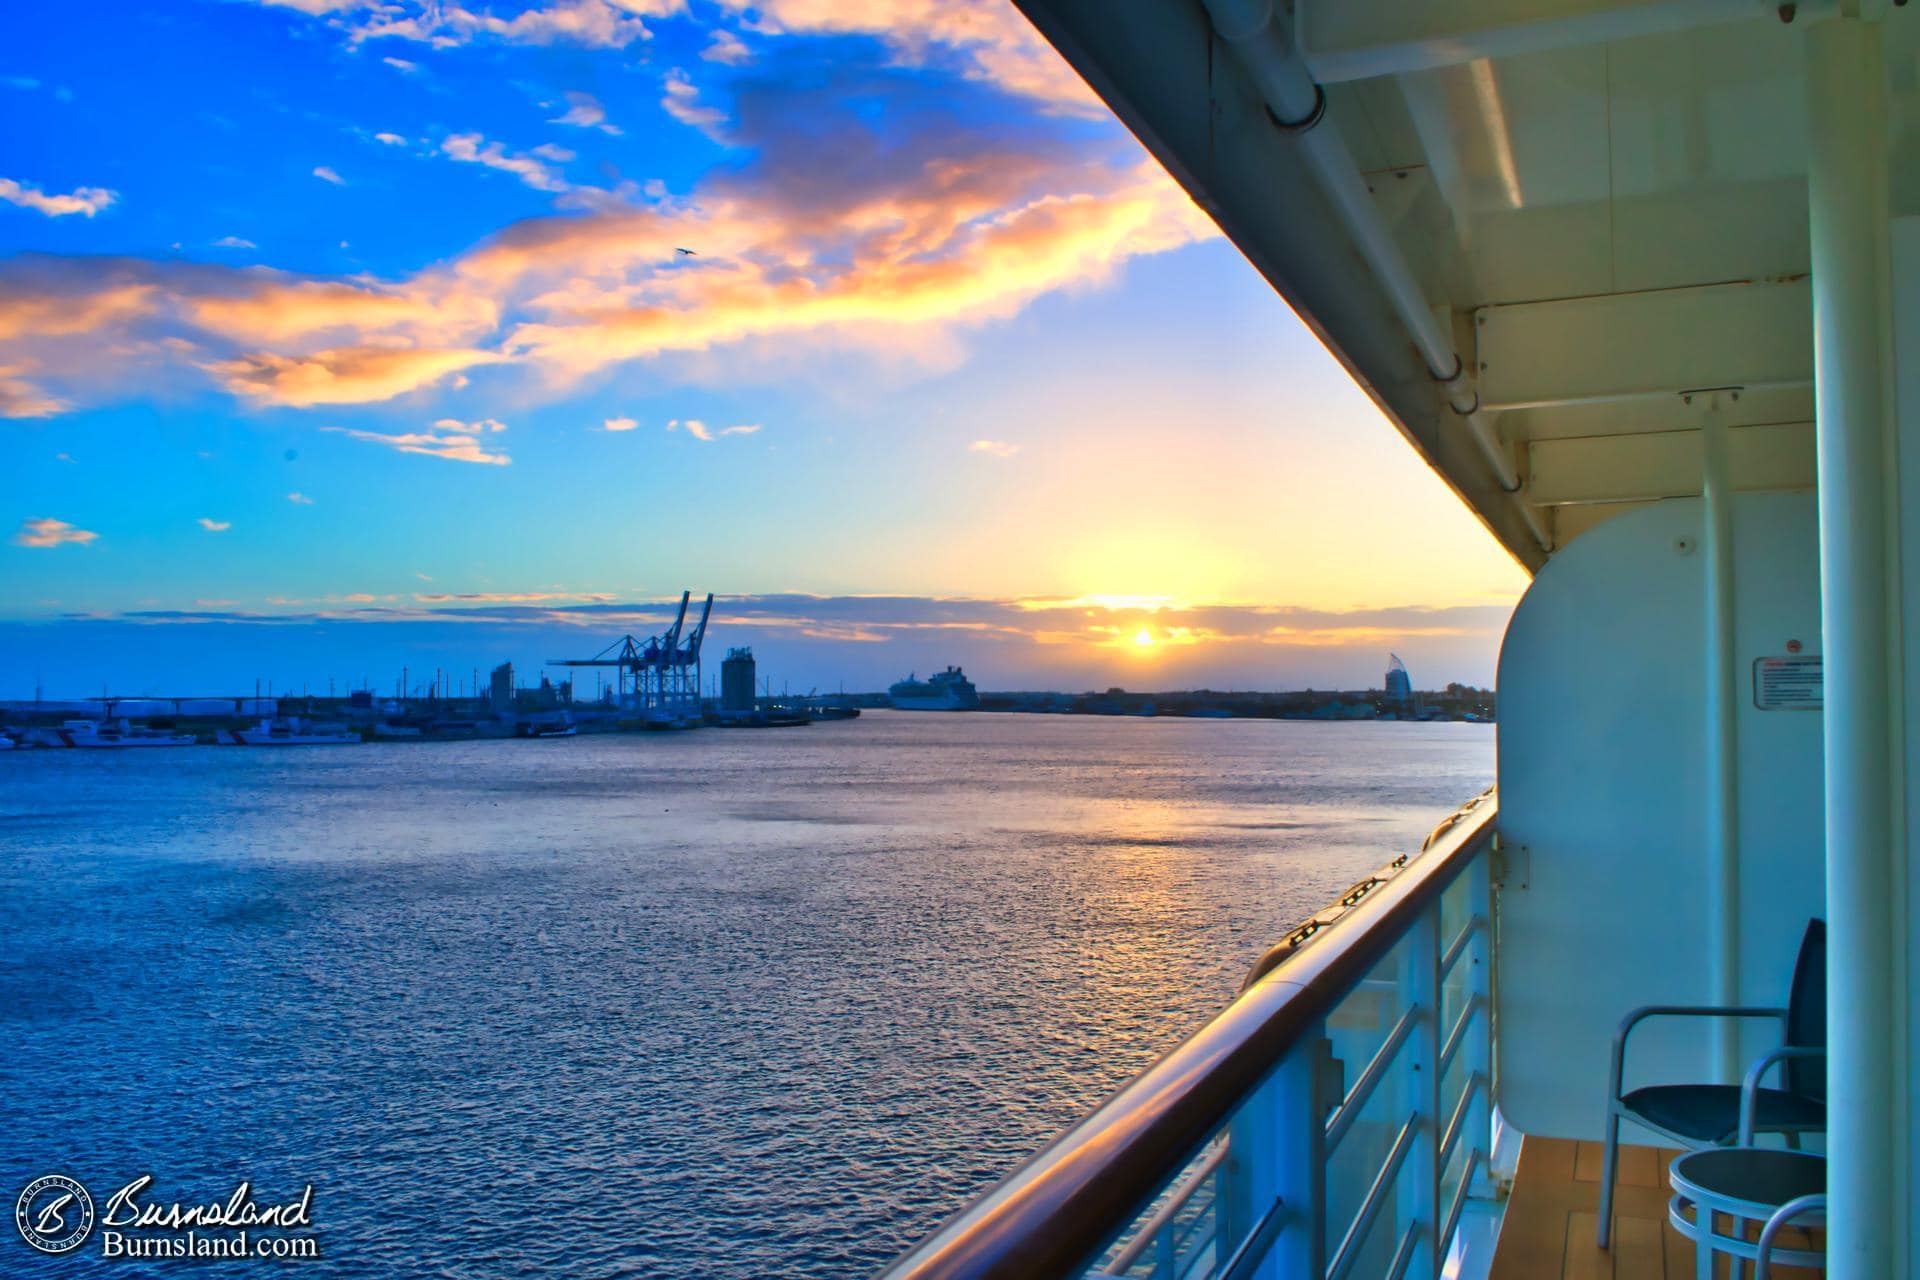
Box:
[1753,655,1822,710]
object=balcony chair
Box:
[1596,918,1826,1248]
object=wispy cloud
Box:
[969,439,1019,458]
[660,69,727,140]
[213,235,257,249]
[14,517,97,547]
[286,491,314,504]
[196,517,232,531]
[0,364,65,418]
[381,56,418,72]
[0,31,1212,415]
[715,0,1099,112]
[312,165,345,185]
[601,415,638,431]
[441,132,569,193]
[0,178,115,218]
[373,131,409,146]
[322,417,510,464]
[340,0,680,50]
[551,90,620,135]
[206,346,502,407]
[668,418,757,442]
[702,29,750,65]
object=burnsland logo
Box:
[15,1174,320,1261]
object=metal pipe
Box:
[1701,394,1742,1082]
[1199,0,1551,552]
[1327,1112,1419,1280]
[1103,1142,1228,1274]
[1806,15,1897,1279]
[1324,1002,1419,1152]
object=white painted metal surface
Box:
[1701,397,1741,1083]
[1807,16,1898,1278]
[1495,494,1825,1136]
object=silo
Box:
[721,648,757,716]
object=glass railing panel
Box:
[881,796,1499,1280]
[1321,934,1415,1280]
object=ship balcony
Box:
[883,794,1508,1280]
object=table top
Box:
[1670,1148,1826,1219]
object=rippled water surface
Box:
[1,712,1491,1276]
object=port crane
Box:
[547,591,714,726]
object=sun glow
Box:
[1133,627,1157,650]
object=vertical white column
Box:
[1700,394,1741,1082]
[1807,15,1898,1279]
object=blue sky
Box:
[0,1,1525,697]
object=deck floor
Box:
[1486,1138,1823,1280]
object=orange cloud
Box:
[208,346,502,406]
[14,517,98,547]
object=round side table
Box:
[1668,1147,1825,1280]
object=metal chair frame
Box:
[1597,1006,1826,1248]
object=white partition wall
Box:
[1494,492,1825,1139]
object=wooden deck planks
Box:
[1488,1137,1826,1280]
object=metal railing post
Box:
[1226,1020,1327,1278]
[1465,850,1495,1200]
[1400,896,1441,1280]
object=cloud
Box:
[601,415,637,431]
[213,235,257,249]
[702,29,750,65]
[341,0,681,50]
[381,56,419,72]
[196,517,232,531]
[551,90,621,135]
[660,69,728,140]
[0,365,64,417]
[0,37,1211,417]
[442,132,570,193]
[0,178,115,218]
[312,166,345,185]
[287,491,314,504]
[322,419,510,464]
[373,131,408,146]
[667,418,757,441]
[206,346,502,406]
[14,517,97,547]
[715,0,1098,112]
[969,439,1019,458]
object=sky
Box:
[0,0,1529,698]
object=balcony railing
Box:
[882,790,1499,1280]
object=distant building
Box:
[489,662,515,712]
[1384,654,1413,707]
[721,647,757,716]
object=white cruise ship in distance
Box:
[888,667,981,710]
[884,3,1916,1279]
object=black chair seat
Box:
[1622,1084,1825,1142]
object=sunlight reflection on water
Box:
[0,712,1491,1277]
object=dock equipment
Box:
[547,591,713,727]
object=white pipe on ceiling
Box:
[1199,0,1552,553]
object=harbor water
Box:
[0,712,1493,1276]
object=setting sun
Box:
[1133,627,1157,650]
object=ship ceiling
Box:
[1016,0,1920,567]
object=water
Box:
[0,712,1491,1277]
